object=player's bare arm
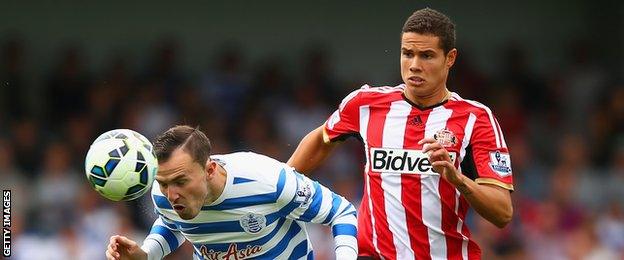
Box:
[105,235,147,260]
[287,125,337,174]
[420,137,513,228]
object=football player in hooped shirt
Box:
[105,125,358,260]
[288,8,513,260]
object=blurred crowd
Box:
[0,35,623,260]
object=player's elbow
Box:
[493,205,513,228]
[493,216,512,229]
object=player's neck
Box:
[206,164,227,204]
[404,87,451,108]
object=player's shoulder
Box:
[338,83,405,108]
[352,83,405,96]
[213,152,281,168]
[449,92,498,118]
[213,152,287,185]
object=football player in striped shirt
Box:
[105,125,358,260]
[288,8,513,260]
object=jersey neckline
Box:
[401,92,451,111]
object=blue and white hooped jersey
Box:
[144,152,357,260]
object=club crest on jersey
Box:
[239,213,266,234]
[489,150,512,177]
[434,128,457,147]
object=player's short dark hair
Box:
[402,8,456,54]
[154,125,211,167]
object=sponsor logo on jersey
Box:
[199,243,263,260]
[294,180,312,208]
[489,150,512,177]
[371,148,456,175]
[239,213,266,234]
[434,128,457,147]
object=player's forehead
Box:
[401,32,443,52]
[156,148,194,181]
[156,166,190,182]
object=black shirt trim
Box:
[401,93,449,111]
[460,144,478,181]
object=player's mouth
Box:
[408,76,425,86]
[173,204,186,212]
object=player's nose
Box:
[410,57,423,72]
[166,187,180,202]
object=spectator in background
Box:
[497,43,548,113]
[45,46,91,129]
[244,58,291,118]
[300,44,340,105]
[276,82,330,146]
[11,118,42,176]
[34,142,81,234]
[595,202,624,255]
[446,47,487,101]
[0,138,28,234]
[87,56,133,134]
[0,37,29,122]
[606,144,624,210]
[555,40,608,135]
[200,43,250,130]
[142,38,186,105]
[134,80,178,140]
[238,109,283,158]
[64,114,96,169]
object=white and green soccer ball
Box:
[84,129,158,201]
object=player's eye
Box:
[402,51,414,58]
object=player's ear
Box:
[446,48,457,68]
[205,160,216,177]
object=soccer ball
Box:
[84,129,158,201]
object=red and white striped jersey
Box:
[323,84,514,260]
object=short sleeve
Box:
[462,110,514,191]
[323,86,366,143]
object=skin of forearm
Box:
[455,175,513,228]
[287,126,335,174]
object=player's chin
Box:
[178,211,193,220]
[177,207,200,220]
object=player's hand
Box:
[105,235,147,260]
[419,137,463,187]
